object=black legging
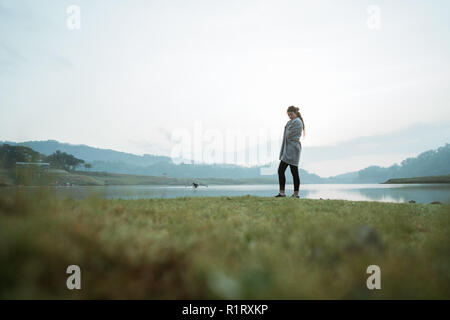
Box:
[278,160,300,192]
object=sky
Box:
[1,0,450,177]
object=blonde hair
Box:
[287,105,306,137]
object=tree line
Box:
[0,144,91,172]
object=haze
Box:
[1,0,449,177]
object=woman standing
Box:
[275,106,305,198]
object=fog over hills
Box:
[2,138,449,184]
[297,121,450,177]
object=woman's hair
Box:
[287,105,306,137]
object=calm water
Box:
[6,184,450,204]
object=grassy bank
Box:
[0,169,13,186]
[0,190,449,299]
[383,174,450,184]
[0,168,277,186]
[75,170,277,186]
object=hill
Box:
[1,140,323,183]
[355,143,450,183]
[2,140,449,183]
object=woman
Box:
[275,106,305,198]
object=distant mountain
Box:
[1,140,171,166]
[1,140,323,182]
[243,143,450,183]
[320,143,450,183]
[86,159,324,182]
[2,140,448,184]
[323,171,360,184]
[355,143,450,183]
[298,122,450,166]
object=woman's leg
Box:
[278,161,288,194]
[289,164,300,195]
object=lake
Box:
[7,183,450,204]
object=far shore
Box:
[2,167,450,187]
[382,175,450,184]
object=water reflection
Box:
[302,183,450,203]
[3,183,449,204]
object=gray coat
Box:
[279,117,303,166]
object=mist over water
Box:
[7,184,449,204]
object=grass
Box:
[0,168,14,186]
[383,174,450,184]
[0,167,278,186]
[75,170,278,186]
[0,189,449,299]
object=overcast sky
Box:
[1,0,449,177]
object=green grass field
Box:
[0,168,14,186]
[0,189,449,299]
